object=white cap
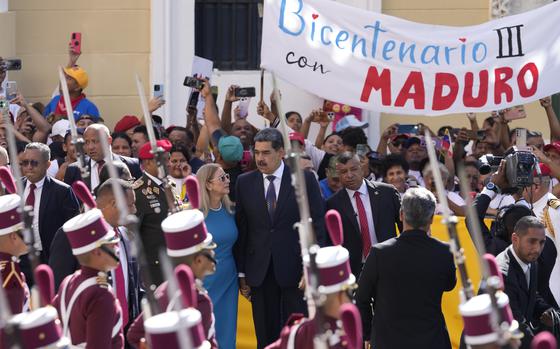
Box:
[50,119,70,139]
[0,194,23,235]
[335,114,368,132]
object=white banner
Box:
[261,0,560,116]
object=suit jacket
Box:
[496,247,551,347]
[64,154,142,189]
[469,192,509,256]
[537,236,558,308]
[234,164,326,288]
[48,226,143,328]
[355,229,456,349]
[326,180,402,278]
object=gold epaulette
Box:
[96,272,109,289]
[1,261,25,288]
[132,178,144,190]
[548,198,560,209]
[543,207,556,239]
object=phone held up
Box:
[3,59,22,71]
[183,76,204,90]
[70,32,82,55]
[234,87,256,98]
[153,84,164,99]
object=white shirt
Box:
[90,159,104,190]
[304,139,326,171]
[169,177,185,199]
[47,160,59,178]
[510,245,531,285]
[345,180,377,256]
[111,227,129,300]
[23,176,46,251]
[263,161,284,200]
[408,170,425,187]
[434,191,465,215]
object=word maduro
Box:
[360,62,538,111]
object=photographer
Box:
[469,160,533,256]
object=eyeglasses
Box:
[210,173,230,183]
[200,251,217,265]
[20,160,40,168]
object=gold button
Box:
[339,270,344,276]
[193,234,198,239]
[39,332,45,340]
[91,230,96,235]
[10,215,15,220]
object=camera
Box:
[183,76,204,90]
[478,147,537,190]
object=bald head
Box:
[84,124,112,162]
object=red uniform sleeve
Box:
[84,290,124,349]
[126,312,145,348]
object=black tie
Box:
[266,175,276,219]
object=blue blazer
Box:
[234,164,326,288]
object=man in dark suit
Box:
[49,178,142,347]
[64,124,142,190]
[21,142,80,266]
[327,152,401,278]
[234,128,326,349]
[355,187,456,349]
[496,216,555,348]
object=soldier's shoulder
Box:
[547,198,560,209]
[0,260,25,288]
[132,176,145,190]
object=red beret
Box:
[138,139,173,160]
[289,132,305,146]
[114,115,141,133]
[534,162,551,177]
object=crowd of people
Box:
[0,45,560,349]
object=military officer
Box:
[127,209,218,348]
[0,194,30,314]
[51,208,124,348]
[133,139,174,286]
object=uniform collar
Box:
[0,252,17,262]
[144,171,163,186]
[80,265,107,278]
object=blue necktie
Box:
[266,175,276,219]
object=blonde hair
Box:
[196,163,234,217]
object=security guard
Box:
[521,164,560,308]
[133,139,173,286]
[0,194,30,314]
[52,208,124,348]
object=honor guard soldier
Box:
[0,194,30,314]
[8,306,71,349]
[133,139,173,286]
[52,208,124,348]
[266,211,362,349]
[127,209,218,348]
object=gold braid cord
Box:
[543,206,556,239]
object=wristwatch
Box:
[485,182,500,194]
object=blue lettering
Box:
[460,44,467,65]
[399,42,416,64]
[279,0,305,36]
[311,21,316,41]
[364,21,387,59]
[335,31,349,49]
[321,26,333,45]
[382,40,396,60]
[444,46,457,65]
[421,45,440,65]
[472,42,487,63]
[352,35,367,58]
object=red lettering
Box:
[517,62,539,97]
[463,71,488,108]
[360,66,391,106]
[432,73,459,111]
[395,71,425,109]
[494,67,514,104]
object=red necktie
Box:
[114,237,128,326]
[354,191,371,258]
[97,160,105,175]
[26,183,36,207]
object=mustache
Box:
[257,161,267,167]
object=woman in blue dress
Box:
[197,163,239,349]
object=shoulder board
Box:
[96,273,110,289]
[132,178,144,190]
[0,261,7,272]
[548,199,560,209]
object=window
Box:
[195,0,262,70]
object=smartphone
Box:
[188,91,199,109]
[503,105,527,121]
[397,124,419,135]
[237,98,250,118]
[4,59,21,71]
[153,84,164,99]
[211,86,218,103]
[6,81,17,100]
[183,76,204,90]
[70,32,82,55]
[234,87,256,98]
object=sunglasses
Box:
[210,173,230,183]
[200,251,217,265]
[20,160,41,168]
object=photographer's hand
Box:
[490,160,508,190]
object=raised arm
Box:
[221,85,240,134]
[540,97,560,142]
[11,93,52,143]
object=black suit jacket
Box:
[48,226,142,325]
[496,247,551,347]
[326,180,402,278]
[64,154,142,189]
[234,164,326,288]
[355,230,456,349]
[469,192,509,256]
